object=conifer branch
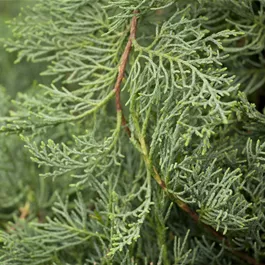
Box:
[134,132,263,265]
[114,11,139,137]
[153,148,263,265]
[153,153,263,265]
[130,93,263,265]
[178,199,263,265]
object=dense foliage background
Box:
[0,0,70,229]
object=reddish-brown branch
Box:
[179,202,223,240]
[114,11,139,137]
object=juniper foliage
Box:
[1,0,265,264]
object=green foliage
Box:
[0,0,50,97]
[1,0,265,264]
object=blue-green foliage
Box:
[1,0,265,264]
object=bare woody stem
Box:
[114,11,139,137]
[114,9,264,265]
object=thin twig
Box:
[114,11,139,137]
